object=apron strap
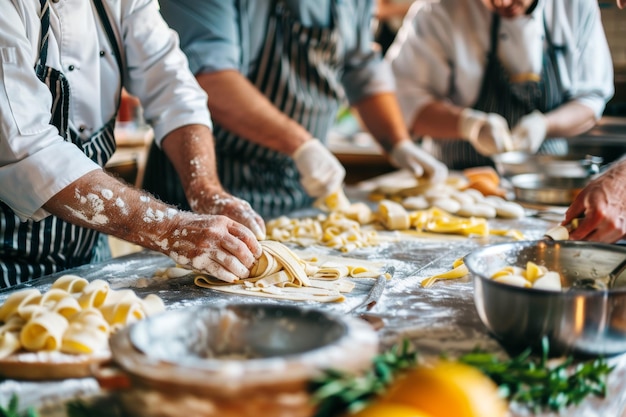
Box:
[92,0,125,86]
[37,0,50,68]
[488,13,500,60]
[541,13,564,94]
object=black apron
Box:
[0,0,122,287]
[143,0,345,219]
[425,13,566,170]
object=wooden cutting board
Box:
[0,350,110,380]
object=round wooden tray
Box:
[0,350,111,380]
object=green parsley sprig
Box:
[309,337,615,417]
[459,337,615,413]
[0,395,37,417]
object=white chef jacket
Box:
[0,0,211,221]
[387,0,614,127]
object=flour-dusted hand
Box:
[166,211,263,283]
[390,140,448,183]
[565,159,626,243]
[511,110,548,154]
[292,139,346,198]
[189,191,266,240]
[459,108,513,156]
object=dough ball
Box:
[431,198,461,214]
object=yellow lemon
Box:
[350,402,434,417]
[382,361,508,417]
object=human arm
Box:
[511,103,596,153]
[196,70,310,156]
[564,158,626,243]
[353,92,448,182]
[43,168,262,283]
[160,124,266,239]
[116,1,266,234]
[375,0,412,21]
[411,100,513,156]
[161,0,345,199]
[195,70,345,199]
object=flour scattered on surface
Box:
[166,208,178,219]
[169,252,190,266]
[191,251,221,271]
[143,208,165,223]
[155,238,169,250]
[66,191,109,226]
[115,197,129,215]
[101,189,113,200]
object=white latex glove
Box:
[390,140,449,183]
[511,110,548,154]
[459,108,513,156]
[292,138,346,198]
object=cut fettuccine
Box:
[421,257,469,288]
[193,241,387,303]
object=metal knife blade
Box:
[350,266,394,313]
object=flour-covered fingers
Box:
[220,233,257,270]
[222,198,267,241]
[192,252,241,283]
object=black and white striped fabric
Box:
[425,13,567,171]
[215,1,344,219]
[0,0,121,287]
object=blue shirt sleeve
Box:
[158,0,242,74]
[339,0,396,104]
[158,0,395,103]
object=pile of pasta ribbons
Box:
[0,275,164,359]
[193,240,388,303]
[266,187,524,254]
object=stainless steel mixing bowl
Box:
[510,173,589,206]
[492,152,602,178]
[464,241,626,356]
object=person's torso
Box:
[240,0,372,77]
[0,0,124,286]
[8,0,122,141]
[445,0,548,107]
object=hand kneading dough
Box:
[193,241,386,303]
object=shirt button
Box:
[78,125,87,133]
[68,64,75,71]
[99,50,106,57]
[51,0,60,3]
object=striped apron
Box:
[424,13,566,170]
[143,0,345,220]
[0,0,122,287]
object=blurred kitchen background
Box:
[600,0,626,116]
[105,0,626,257]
